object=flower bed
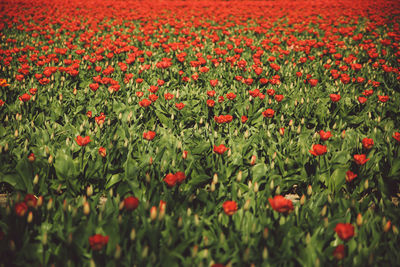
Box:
[0,0,400,265]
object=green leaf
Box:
[15,158,33,193]
[54,150,76,181]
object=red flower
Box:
[29,88,37,95]
[262,109,275,118]
[241,115,248,123]
[207,90,216,97]
[362,89,373,96]
[378,95,389,102]
[75,136,91,146]
[89,234,109,251]
[358,96,367,104]
[334,223,354,241]
[319,130,332,141]
[214,144,228,154]
[393,132,400,143]
[222,200,238,216]
[274,94,284,102]
[309,144,327,156]
[164,93,174,100]
[28,152,36,162]
[362,138,374,149]
[86,111,92,118]
[15,202,28,217]
[308,79,318,87]
[143,131,156,140]
[89,83,99,92]
[175,103,185,110]
[19,93,31,102]
[98,147,106,157]
[207,99,215,107]
[139,99,151,107]
[226,92,236,100]
[95,113,106,125]
[0,99,4,106]
[218,96,224,103]
[266,89,275,96]
[210,79,218,87]
[330,94,341,102]
[164,173,177,187]
[353,154,370,165]
[345,171,357,182]
[24,194,37,208]
[333,244,346,260]
[175,171,186,183]
[149,94,158,102]
[124,196,139,211]
[268,195,294,214]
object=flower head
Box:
[268,195,294,214]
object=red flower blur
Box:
[222,200,238,216]
[269,195,294,214]
[214,144,228,155]
[75,136,91,146]
[353,154,370,165]
[309,144,327,156]
[89,234,109,251]
[124,196,139,211]
[334,223,354,241]
[262,109,275,118]
[143,131,156,140]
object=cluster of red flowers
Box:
[163,172,186,187]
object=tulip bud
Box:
[357,213,363,226]
[81,201,90,215]
[14,129,19,138]
[305,232,311,244]
[276,185,281,195]
[48,155,53,164]
[307,185,312,195]
[392,225,399,235]
[210,183,215,192]
[177,217,183,228]
[9,240,16,252]
[300,195,306,205]
[27,211,33,223]
[47,198,53,210]
[321,205,327,217]
[192,245,198,258]
[33,174,39,185]
[36,196,43,207]
[141,245,149,259]
[248,180,252,190]
[130,228,136,240]
[114,244,121,259]
[244,130,249,139]
[364,179,369,190]
[253,182,259,193]
[213,173,218,184]
[263,227,269,239]
[86,185,93,197]
[243,199,251,211]
[150,206,157,221]
[237,170,242,182]
[384,220,391,232]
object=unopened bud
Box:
[86,185,93,197]
[300,195,306,205]
[384,220,391,232]
[321,205,327,217]
[263,228,269,239]
[192,245,198,258]
[357,213,363,226]
[305,232,311,244]
[48,155,53,164]
[114,244,121,259]
[253,182,259,193]
[307,185,312,195]
[237,170,242,182]
[47,198,53,210]
[150,206,157,221]
[27,211,33,223]
[270,179,274,190]
[213,173,218,184]
[243,199,251,211]
[130,228,136,240]
[364,179,369,190]
[263,247,268,259]
[83,201,90,215]
[276,185,281,195]
[33,174,39,185]
[141,245,149,258]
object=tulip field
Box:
[1,0,400,265]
